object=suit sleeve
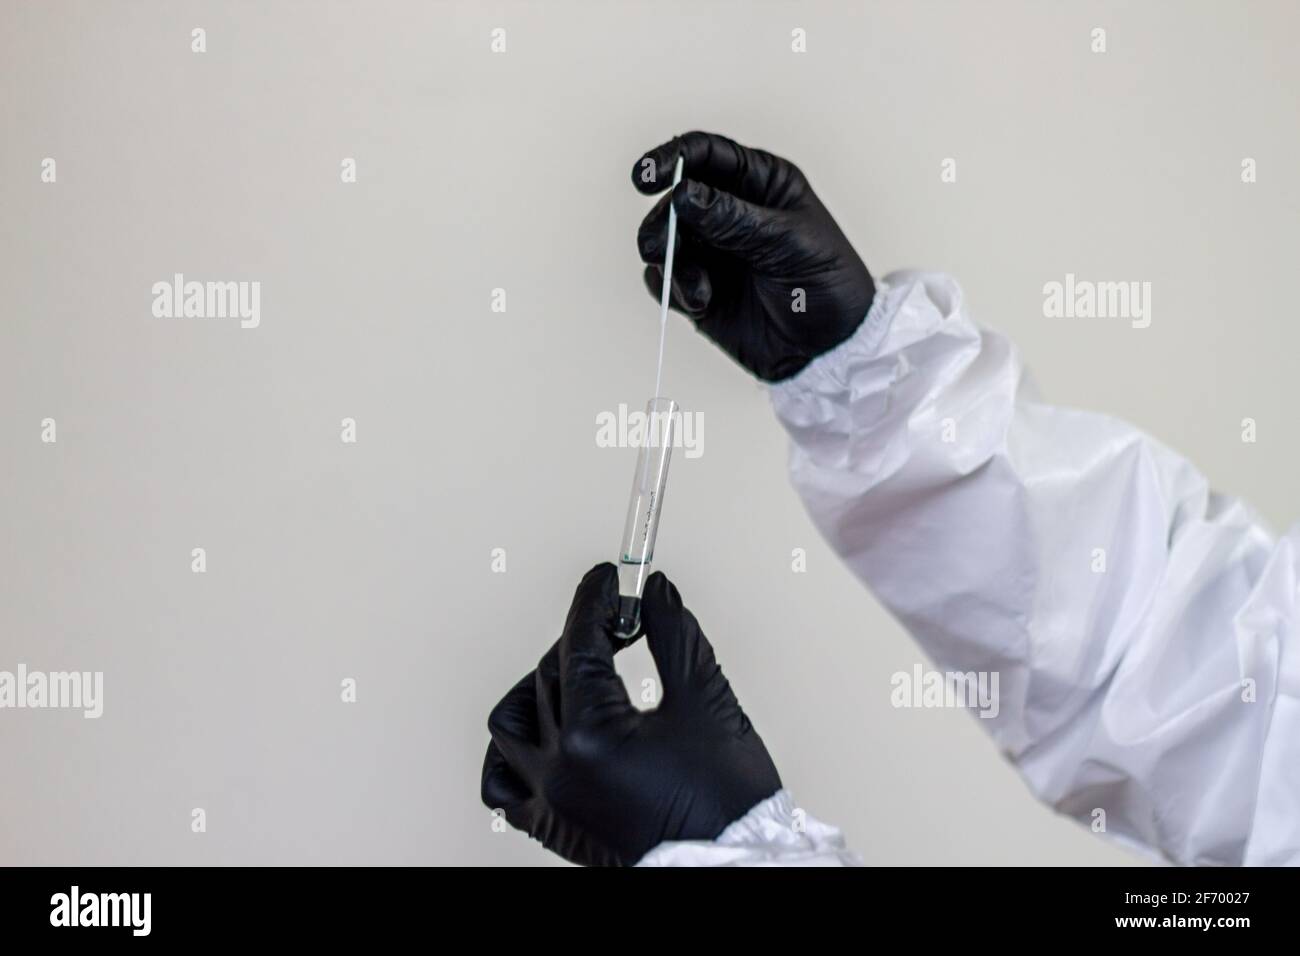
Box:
[766,271,1300,865]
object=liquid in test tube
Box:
[615,397,677,639]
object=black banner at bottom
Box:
[0,865,1288,942]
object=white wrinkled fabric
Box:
[761,271,1300,866]
[635,790,860,866]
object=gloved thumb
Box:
[639,571,723,707]
[558,563,632,726]
[671,180,782,260]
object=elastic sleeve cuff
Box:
[770,270,961,402]
[770,272,904,401]
[634,790,861,867]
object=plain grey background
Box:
[3,0,1296,865]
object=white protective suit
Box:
[637,271,1300,867]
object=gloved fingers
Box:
[480,740,535,821]
[670,180,787,261]
[637,192,716,265]
[635,191,674,262]
[534,640,561,736]
[637,198,714,314]
[632,131,789,203]
[642,263,712,319]
[639,571,728,707]
[486,670,545,776]
[558,563,633,726]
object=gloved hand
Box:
[633,130,875,382]
[480,563,782,866]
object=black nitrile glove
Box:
[480,563,781,867]
[634,131,875,382]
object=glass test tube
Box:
[615,397,678,639]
